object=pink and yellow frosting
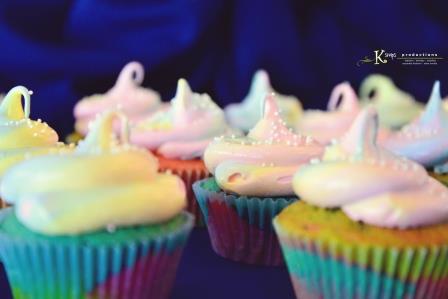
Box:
[1,111,186,235]
[293,107,448,229]
[204,93,323,197]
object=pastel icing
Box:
[0,111,186,235]
[293,107,448,228]
[130,78,233,160]
[204,93,323,197]
[0,86,71,177]
[295,82,361,144]
[382,81,448,167]
[74,61,162,135]
[359,74,423,129]
[225,70,302,131]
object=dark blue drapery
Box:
[0,0,447,136]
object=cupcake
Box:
[382,81,448,182]
[73,61,162,138]
[0,111,193,299]
[0,86,71,207]
[193,93,323,265]
[296,82,360,144]
[225,70,302,132]
[130,78,235,225]
[359,74,423,129]
[274,107,448,299]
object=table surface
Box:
[0,228,296,299]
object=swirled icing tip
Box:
[338,106,379,158]
[77,111,129,153]
[115,61,145,88]
[249,93,314,145]
[247,70,271,100]
[0,86,32,121]
[327,81,359,111]
[420,80,442,125]
[359,74,393,97]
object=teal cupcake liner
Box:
[193,178,297,266]
[274,221,448,299]
[0,209,194,299]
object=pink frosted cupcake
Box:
[193,93,323,265]
[130,78,236,225]
[73,61,162,138]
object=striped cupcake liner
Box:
[274,221,448,299]
[0,212,194,299]
[157,159,210,227]
[193,178,297,266]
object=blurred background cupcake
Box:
[381,81,448,184]
[225,70,302,132]
[194,93,323,266]
[130,78,236,225]
[359,74,423,130]
[70,61,162,143]
[0,86,72,208]
[275,107,448,299]
[0,111,193,299]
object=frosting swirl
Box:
[382,81,448,167]
[296,82,361,144]
[1,111,186,235]
[0,86,70,177]
[74,61,162,135]
[225,70,302,131]
[130,78,232,160]
[204,93,323,197]
[293,107,448,229]
[359,74,423,129]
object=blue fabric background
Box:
[0,1,447,298]
[1,0,447,137]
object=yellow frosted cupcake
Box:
[0,86,72,207]
[275,107,448,299]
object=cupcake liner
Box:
[156,155,210,226]
[274,222,448,299]
[193,178,297,266]
[0,211,194,299]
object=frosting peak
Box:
[0,86,31,121]
[248,93,317,146]
[293,107,448,229]
[327,81,359,112]
[1,111,186,235]
[225,70,302,131]
[74,61,162,136]
[382,81,448,167]
[76,111,130,153]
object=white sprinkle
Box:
[106,224,116,233]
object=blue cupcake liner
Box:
[0,209,194,299]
